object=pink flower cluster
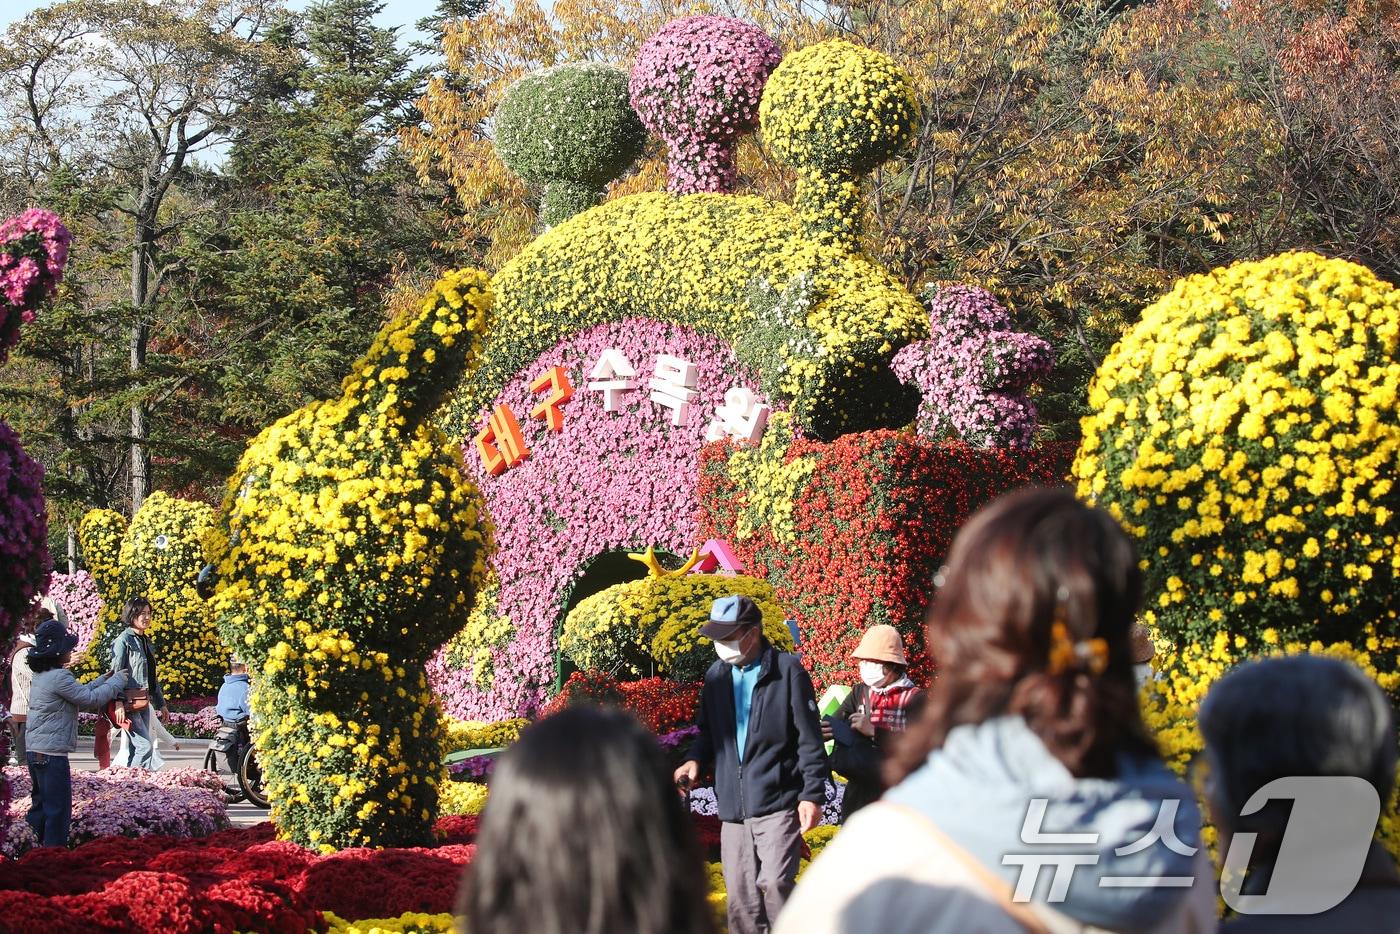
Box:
[433,319,768,719]
[0,208,70,362]
[629,16,782,194]
[49,571,102,656]
[77,706,221,738]
[890,285,1054,449]
[2,766,229,857]
[0,421,48,649]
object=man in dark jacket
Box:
[674,595,828,934]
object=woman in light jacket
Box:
[109,596,165,769]
[23,618,127,847]
[778,488,1216,934]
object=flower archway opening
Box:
[553,548,682,689]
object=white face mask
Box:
[859,661,889,688]
[715,633,748,665]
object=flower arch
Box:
[433,319,773,720]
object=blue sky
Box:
[0,0,441,42]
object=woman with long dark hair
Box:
[457,705,715,934]
[777,487,1214,933]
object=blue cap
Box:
[700,594,763,640]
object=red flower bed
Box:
[541,669,624,715]
[619,677,700,735]
[542,671,700,736]
[0,818,478,933]
[0,810,723,931]
[699,433,1074,688]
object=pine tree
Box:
[177,0,444,445]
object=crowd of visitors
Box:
[3,483,1395,932]
[458,486,1400,933]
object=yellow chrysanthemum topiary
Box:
[203,269,494,851]
[760,39,917,249]
[1074,253,1400,644]
[1142,627,1400,860]
[444,192,927,443]
[561,569,791,681]
[74,493,226,699]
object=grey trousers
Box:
[720,809,803,934]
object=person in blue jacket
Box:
[674,595,828,934]
[215,657,251,775]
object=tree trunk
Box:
[66,523,77,575]
[130,215,153,513]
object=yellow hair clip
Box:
[1048,622,1109,676]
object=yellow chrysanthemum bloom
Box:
[1075,253,1400,643]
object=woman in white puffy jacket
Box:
[777,489,1216,934]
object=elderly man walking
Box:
[674,595,828,934]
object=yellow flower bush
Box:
[438,780,489,816]
[74,492,227,699]
[442,573,513,690]
[705,860,728,929]
[1074,253,1400,643]
[441,715,526,753]
[203,269,494,850]
[723,413,817,548]
[443,191,927,442]
[759,40,917,250]
[560,571,791,681]
[324,912,455,934]
[1143,626,1400,859]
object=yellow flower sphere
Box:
[759,39,917,248]
[1074,253,1400,643]
[560,571,791,681]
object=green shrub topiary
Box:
[494,62,646,228]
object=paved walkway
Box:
[70,733,271,828]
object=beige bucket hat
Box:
[850,624,907,666]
